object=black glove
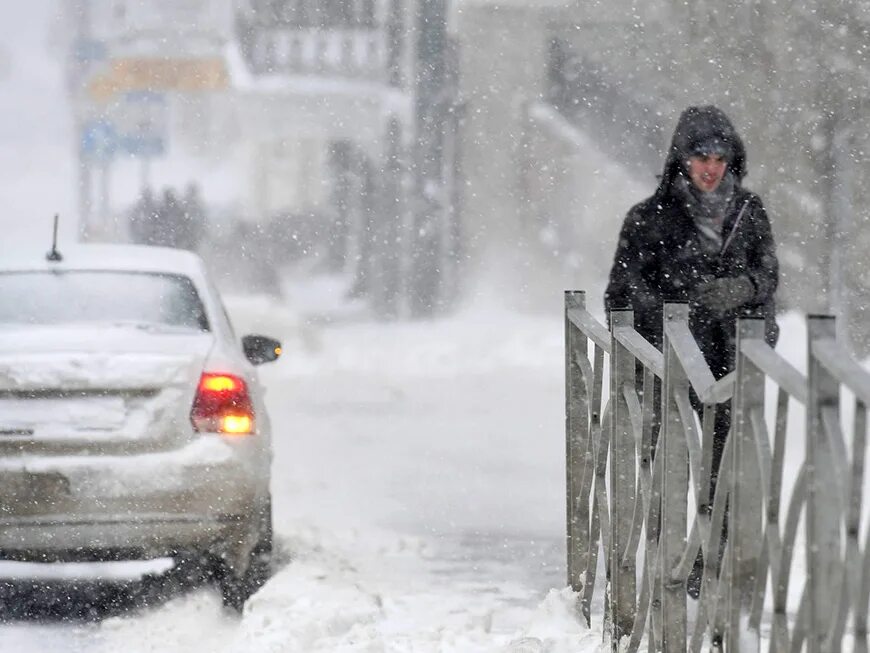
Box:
[692,276,755,317]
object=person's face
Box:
[687,154,728,193]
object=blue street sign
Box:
[80,119,117,161]
[115,91,167,157]
[73,38,107,63]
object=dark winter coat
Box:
[605,106,779,379]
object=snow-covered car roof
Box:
[0,244,206,279]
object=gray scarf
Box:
[673,170,736,254]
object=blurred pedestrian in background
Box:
[152,187,182,248]
[127,184,207,251]
[178,183,206,252]
[128,187,158,245]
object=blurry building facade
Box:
[62,0,466,317]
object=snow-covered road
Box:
[2,290,601,652]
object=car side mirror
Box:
[242,335,282,366]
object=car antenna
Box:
[46,214,63,262]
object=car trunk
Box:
[0,325,213,455]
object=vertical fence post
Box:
[609,309,638,646]
[660,303,689,651]
[565,291,591,622]
[806,315,841,653]
[727,317,766,650]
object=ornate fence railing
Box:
[565,291,869,652]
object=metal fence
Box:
[565,291,869,652]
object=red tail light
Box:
[191,373,255,435]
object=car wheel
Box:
[172,552,212,589]
[216,497,273,611]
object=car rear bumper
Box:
[0,513,252,562]
[0,437,268,562]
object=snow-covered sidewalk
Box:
[227,292,601,652]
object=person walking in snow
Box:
[604,105,779,596]
[153,187,183,248]
[177,182,207,252]
[128,187,159,245]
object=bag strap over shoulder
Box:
[720,198,751,255]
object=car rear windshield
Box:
[0,271,210,331]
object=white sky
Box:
[0,1,76,251]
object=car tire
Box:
[172,552,212,589]
[216,497,273,611]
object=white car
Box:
[0,244,280,609]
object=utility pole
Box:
[409,0,449,317]
[74,0,93,240]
